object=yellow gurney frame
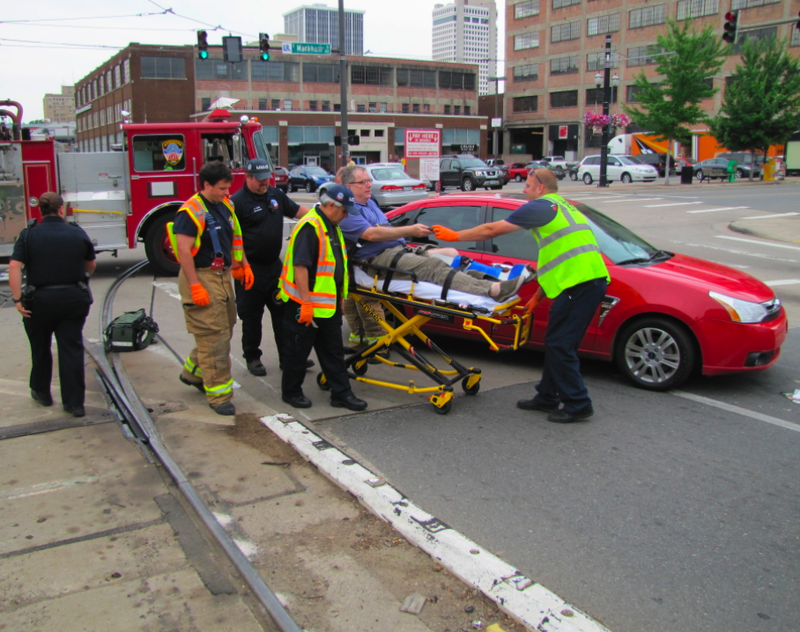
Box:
[316,267,533,415]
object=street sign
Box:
[452,144,477,153]
[281,42,331,55]
[405,129,441,158]
[491,117,502,128]
[420,157,439,182]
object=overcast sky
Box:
[2,0,505,122]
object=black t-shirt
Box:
[230,184,300,266]
[11,216,95,286]
[505,197,559,230]
[172,194,234,268]
[292,208,345,294]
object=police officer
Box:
[230,158,313,376]
[278,185,367,411]
[9,192,96,417]
[172,162,253,416]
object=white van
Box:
[577,154,658,184]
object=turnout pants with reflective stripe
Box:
[179,267,237,406]
[343,296,386,349]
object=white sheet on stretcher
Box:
[353,266,513,312]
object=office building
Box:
[433,0,497,95]
[504,0,800,162]
[43,86,76,123]
[283,4,364,56]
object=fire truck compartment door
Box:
[58,152,128,250]
[0,144,27,257]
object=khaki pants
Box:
[343,296,386,350]
[178,267,237,406]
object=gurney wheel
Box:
[461,376,481,396]
[316,372,332,391]
[434,400,452,415]
[353,360,369,376]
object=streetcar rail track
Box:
[85,260,302,632]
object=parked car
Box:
[363,163,428,208]
[540,155,570,169]
[508,163,530,182]
[439,155,504,191]
[632,153,676,177]
[567,162,580,181]
[273,166,290,193]
[485,159,511,183]
[578,155,658,184]
[385,194,786,391]
[288,165,334,192]
[693,158,761,181]
[526,160,566,180]
[714,152,764,179]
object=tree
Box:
[623,19,726,184]
[709,36,800,180]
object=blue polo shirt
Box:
[339,197,405,262]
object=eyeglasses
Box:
[352,179,372,185]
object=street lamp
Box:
[598,35,614,188]
[489,76,506,159]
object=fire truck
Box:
[0,100,272,276]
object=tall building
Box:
[432,0,497,96]
[504,0,800,162]
[43,86,76,123]
[283,4,364,56]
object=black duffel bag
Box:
[104,309,159,352]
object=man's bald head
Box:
[523,168,559,201]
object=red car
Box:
[385,194,787,391]
[273,166,290,193]
[507,163,530,182]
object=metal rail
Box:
[87,261,302,632]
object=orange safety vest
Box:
[167,193,243,262]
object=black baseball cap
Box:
[245,158,272,181]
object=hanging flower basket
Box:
[584,111,631,132]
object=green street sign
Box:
[281,42,331,55]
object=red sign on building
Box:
[558,125,568,140]
[405,129,441,158]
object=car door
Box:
[606,156,622,181]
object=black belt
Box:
[37,283,81,290]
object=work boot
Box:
[31,390,53,407]
[180,374,204,393]
[211,401,236,416]
[247,359,267,376]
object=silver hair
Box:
[318,192,342,207]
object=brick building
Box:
[43,86,76,123]
[503,0,800,162]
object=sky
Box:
[2,0,506,122]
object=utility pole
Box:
[338,0,349,169]
[489,76,506,159]
[598,35,612,188]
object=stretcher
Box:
[316,260,533,414]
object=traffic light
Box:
[259,33,270,61]
[722,11,738,45]
[197,30,209,59]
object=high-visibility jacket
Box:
[279,206,348,318]
[529,193,609,299]
[167,193,244,263]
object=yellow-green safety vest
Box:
[167,193,244,263]
[279,205,348,318]
[530,193,609,299]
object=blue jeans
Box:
[534,277,607,414]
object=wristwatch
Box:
[12,298,22,303]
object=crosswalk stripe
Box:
[687,206,749,213]
[644,201,703,208]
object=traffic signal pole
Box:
[338,0,349,168]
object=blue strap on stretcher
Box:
[451,255,525,280]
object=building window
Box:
[512,96,538,112]
[283,99,293,111]
[587,51,620,70]
[701,78,714,97]
[626,84,646,103]
[513,63,539,82]
[627,45,662,67]
[553,0,580,8]
[676,0,718,20]
[464,105,471,115]
[550,90,578,108]
[551,21,580,43]
[131,134,187,172]
[514,32,540,50]
[585,87,618,105]
[515,0,540,18]
[397,68,437,88]
[114,65,121,89]
[550,55,579,75]
[302,63,340,83]
[271,98,281,110]
[792,25,800,47]
[334,103,341,112]
[106,70,112,91]
[736,25,778,47]
[629,4,666,29]
[250,61,300,82]
[141,56,186,79]
[587,13,620,36]
[256,98,265,110]
[361,130,371,137]
[731,0,779,7]
[197,59,246,81]
[439,71,477,91]
[322,100,331,111]
[123,59,131,84]
[375,129,385,137]
[309,100,318,111]
[357,103,366,112]
[443,104,451,115]
[369,101,377,112]
[380,102,388,112]
[352,65,393,86]
[453,105,461,115]
[402,103,410,113]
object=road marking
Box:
[153,281,181,300]
[644,201,703,207]
[716,235,800,251]
[569,196,631,202]
[674,391,800,434]
[0,476,100,501]
[263,415,612,632]
[591,197,664,203]
[686,206,749,213]
[670,240,798,263]
[765,279,800,286]
[738,212,800,220]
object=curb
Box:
[262,414,612,632]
